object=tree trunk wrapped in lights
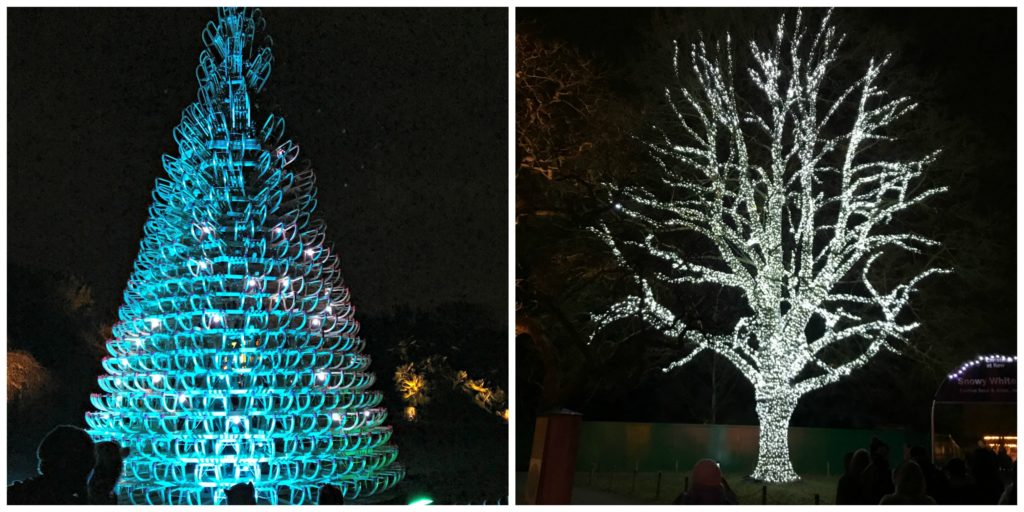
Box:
[85,8,403,504]
[591,10,947,483]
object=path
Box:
[514,472,648,505]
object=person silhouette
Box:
[672,459,738,505]
[969,448,1006,504]
[944,457,977,504]
[225,482,257,505]
[88,441,129,504]
[7,425,96,504]
[862,437,895,504]
[836,449,870,504]
[318,483,345,505]
[909,445,949,504]
[998,460,1016,505]
[880,461,936,505]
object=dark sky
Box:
[516,8,1016,428]
[519,6,1017,343]
[8,8,508,322]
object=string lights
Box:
[590,10,947,482]
[85,8,403,504]
[947,355,1016,381]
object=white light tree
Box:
[590,10,948,482]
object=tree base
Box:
[752,393,801,484]
[742,474,803,485]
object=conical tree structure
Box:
[86,8,404,504]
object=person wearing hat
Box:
[673,459,738,505]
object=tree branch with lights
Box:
[590,10,949,482]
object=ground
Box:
[516,471,839,505]
[389,403,509,504]
[578,470,838,505]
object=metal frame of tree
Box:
[86,8,403,504]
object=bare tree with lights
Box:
[590,10,948,482]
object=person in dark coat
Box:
[836,449,870,504]
[996,446,1014,473]
[969,448,1006,504]
[944,457,978,504]
[7,425,96,505]
[861,437,895,504]
[909,445,949,504]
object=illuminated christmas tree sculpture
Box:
[591,10,947,482]
[86,8,403,504]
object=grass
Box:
[389,401,508,505]
[574,471,839,505]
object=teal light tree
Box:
[85,8,404,504]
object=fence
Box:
[574,467,831,504]
[575,421,928,478]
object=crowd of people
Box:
[836,437,1016,505]
[6,425,346,505]
[666,437,1016,506]
[8,425,1017,506]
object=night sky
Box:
[516,7,1016,432]
[8,8,508,321]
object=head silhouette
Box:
[850,449,871,475]
[869,437,890,462]
[225,482,256,505]
[686,459,728,504]
[318,483,345,505]
[37,425,95,486]
[909,445,929,462]
[893,461,927,497]
[89,441,129,500]
[843,451,854,474]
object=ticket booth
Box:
[524,409,582,504]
